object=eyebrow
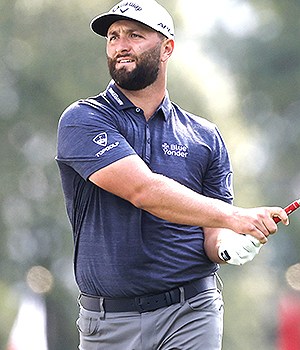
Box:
[107,22,156,36]
[107,28,137,37]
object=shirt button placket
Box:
[145,124,151,164]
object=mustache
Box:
[110,53,136,61]
[115,53,134,59]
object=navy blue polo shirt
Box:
[56,81,234,298]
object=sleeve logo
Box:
[93,133,108,147]
[93,133,120,158]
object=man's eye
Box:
[131,33,141,38]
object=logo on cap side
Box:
[158,23,174,37]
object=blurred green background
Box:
[1,0,300,349]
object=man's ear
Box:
[161,39,175,62]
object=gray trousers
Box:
[76,288,224,350]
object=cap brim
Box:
[91,14,136,37]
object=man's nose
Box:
[115,37,132,54]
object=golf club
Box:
[273,199,300,223]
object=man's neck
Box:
[117,80,166,120]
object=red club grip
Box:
[273,200,300,223]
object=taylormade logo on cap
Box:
[90,0,175,40]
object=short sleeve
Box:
[56,101,137,180]
[202,126,234,204]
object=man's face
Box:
[106,20,164,91]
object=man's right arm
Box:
[89,154,289,242]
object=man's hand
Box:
[218,231,263,265]
[229,206,289,244]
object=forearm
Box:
[133,173,235,229]
[89,155,288,242]
[132,173,287,242]
[90,156,235,229]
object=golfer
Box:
[56,1,288,349]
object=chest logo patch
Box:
[162,142,188,158]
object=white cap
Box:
[90,0,175,40]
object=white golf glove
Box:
[218,232,263,265]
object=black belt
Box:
[79,274,217,314]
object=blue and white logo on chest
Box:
[162,142,189,158]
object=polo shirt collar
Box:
[104,81,133,110]
[104,81,172,121]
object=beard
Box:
[107,43,161,91]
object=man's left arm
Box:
[204,227,263,265]
[203,228,225,264]
[202,126,264,265]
